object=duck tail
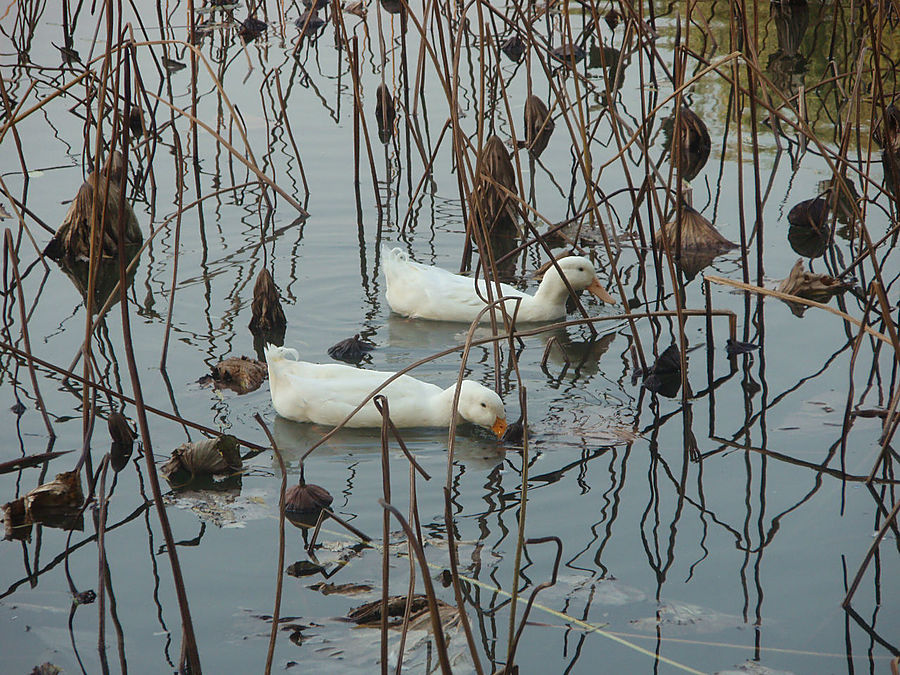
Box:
[264,343,299,363]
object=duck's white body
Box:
[264,345,507,436]
[382,247,615,323]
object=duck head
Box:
[542,256,616,304]
[456,380,507,438]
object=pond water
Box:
[1,1,899,673]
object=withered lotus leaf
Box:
[347,594,430,624]
[522,95,554,158]
[161,436,242,480]
[776,259,853,304]
[209,356,268,394]
[44,152,143,261]
[249,269,287,333]
[108,412,135,471]
[24,471,84,521]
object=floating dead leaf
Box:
[24,471,84,529]
[521,95,554,158]
[725,339,758,357]
[631,600,743,634]
[205,356,268,394]
[108,412,136,472]
[715,661,795,675]
[2,496,32,541]
[775,259,853,316]
[310,581,375,596]
[286,560,326,577]
[346,594,452,625]
[162,56,186,73]
[501,415,525,447]
[327,334,375,363]
[30,664,62,675]
[161,435,242,482]
[44,152,143,262]
[669,105,711,181]
[249,269,287,333]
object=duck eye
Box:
[480,402,486,408]
[578,267,584,271]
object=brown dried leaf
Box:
[209,356,268,394]
[344,1,366,17]
[24,471,84,518]
[523,95,554,158]
[249,269,287,333]
[310,581,375,596]
[470,135,518,231]
[776,259,852,302]
[347,594,430,625]
[44,152,142,261]
[161,435,242,480]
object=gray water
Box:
[1,1,898,673]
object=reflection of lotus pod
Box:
[108,413,136,472]
[44,151,143,261]
[51,243,142,312]
[375,84,395,144]
[327,334,375,362]
[787,197,828,230]
[642,344,682,398]
[249,269,287,333]
[670,106,711,181]
[788,224,829,258]
[2,497,32,541]
[161,436,242,480]
[379,0,404,14]
[24,471,84,521]
[523,95,554,158]
[501,35,525,62]
[470,135,518,231]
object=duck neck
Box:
[531,276,568,313]
[430,386,463,427]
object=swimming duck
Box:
[383,247,615,323]
[264,345,507,437]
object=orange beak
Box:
[491,417,508,439]
[587,278,617,304]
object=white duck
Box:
[382,247,616,323]
[264,345,507,437]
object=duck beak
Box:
[491,416,508,439]
[587,278,617,304]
